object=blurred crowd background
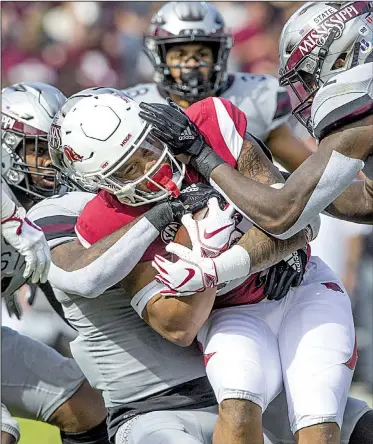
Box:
[2,1,372,404]
[2,1,305,95]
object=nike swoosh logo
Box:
[204,223,234,239]
[175,268,196,289]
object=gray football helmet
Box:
[144,2,233,101]
[2,82,67,200]
[278,1,373,130]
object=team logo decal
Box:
[64,145,85,163]
[360,38,372,53]
[287,2,368,69]
[48,123,62,149]
[160,222,180,244]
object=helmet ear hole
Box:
[331,52,347,70]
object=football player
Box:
[43,92,370,444]
[1,82,110,444]
[2,187,50,284]
[124,1,313,173]
[140,1,373,240]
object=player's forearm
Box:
[50,217,159,297]
[236,226,308,275]
[210,131,365,238]
[144,290,216,347]
[325,179,373,224]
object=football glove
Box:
[258,247,308,301]
[2,206,51,283]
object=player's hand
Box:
[4,284,38,320]
[183,197,238,257]
[139,99,205,156]
[152,198,239,296]
[152,243,219,296]
[2,207,51,283]
[259,248,308,301]
[173,183,226,222]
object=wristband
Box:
[190,145,226,180]
[144,202,174,232]
[214,245,251,283]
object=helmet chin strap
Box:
[147,164,181,198]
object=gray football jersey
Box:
[27,192,210,409]
[124,72,291,142]
[312,62,373,178]
[312,62,373,138]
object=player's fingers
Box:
[223,203,236,218]
[264,267,277,300]
[152,129,172,142]
[207,197,220,214]
[152,256,171,276]
[23,253,35,279]
[40,255,51,284]
[155,274,173,287]
[272,270,289,301]
[180,214,199,246]
[31,251,45,284]
[275,271,294,301]
[180,212,193,228]
[159,287,179,296]
[139,102,163,115]
[165,242,192,260]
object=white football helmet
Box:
[48,87,131,192]
[59,92,185,206]
[144,1,233,101]
[279,1,373,130]
[2,82,67,200]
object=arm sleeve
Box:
[47,217,159,298]
[130,280,167,318]
[1,403,20,443]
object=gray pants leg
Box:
[115,406,278,444]
[1,326,85,422]
[116,406,218,444]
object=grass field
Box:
[17,419,61,444]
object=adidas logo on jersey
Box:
[178,127,195,141]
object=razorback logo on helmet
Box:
[288,2,369,69]
[64,145,85,163]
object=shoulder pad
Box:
[123,83,166,104]
[312,63,373,140]
[222,73,291,140]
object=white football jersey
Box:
[124,72,292,142]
